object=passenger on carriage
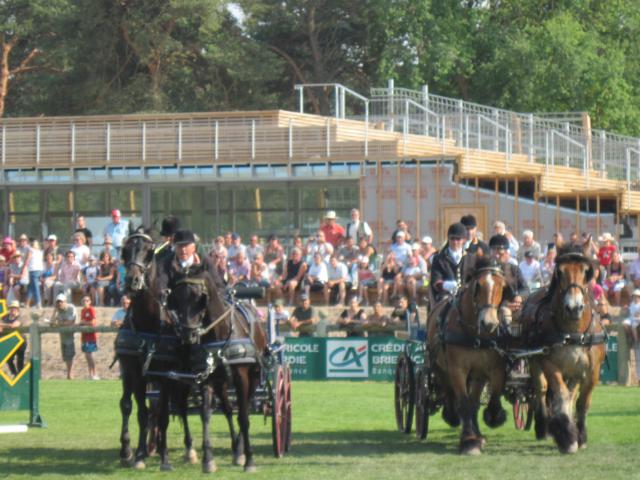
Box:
[429,222,469,303]
[517,229,542,261]
[488,234,529,324]
[518,250,543,291]
[460,214,489,256]
[155,215,180,263]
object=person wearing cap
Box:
[345,208,373,244]
[489,234,529,318]
[391,219,412,244]
[75,215,93,247]
[21,239,44,309]
[389,230,412,267]
[0,300,27,376]
[419,236,437,264]
[155,215,181,263]
[518,250,542,291]
[460,215,489,257]
[16,234,30,257]
[493,221,519,257]
[156,229,225,297]
[44,234,62,263]
[52,251,82,301]
[70,232,91,268]
[50,293,77,379]
[0,236,16,263]
[597,232,617,268]
[429,222,470,303]
[101,235,117,259]
[0,254,9,299]
[320,210,345,249]
[103,209,129,252]
[517,230,541,262]
[289,293,318,337]
[7,251,29,305]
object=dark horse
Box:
[158,259,268,473]
[520,247,606,453]
[426,258,507,454]
[115,230,197,469]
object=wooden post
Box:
[596,193,601,238]
[436,158,441,242]
[376,158,382,253]
[396,159,401,221]
[416,159,421,238]
[494,178,499,223]
[637,214,640,252]
[616,194,621,240]
[475,177,479,204]
[575,194,580,236]
[514,178,519,236]
[556,195,560,234]
[534,176,539,240]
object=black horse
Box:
[115,229,197,469]
[158,259,269,473]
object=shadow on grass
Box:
[3,447,119,476]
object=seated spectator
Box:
[41,252,58,306]
[363,301,401,335]
[622,290,640,384]
[0,300,26,376]
[391,295,418,332]
[356,238,377,268]
[389,230,412,267]
[289,293,318,337]
[49,293,77,379]
[44,234,62,263]
[519,251,543,291]
[540,245,556,287]
[0,237,16,263]
[518,230,542,261]
[101,235,117,259]
[420,236,437,264]
[96,251,116,306]
[227,233,247,262]
[391,219,412,244]
[16,233,30,257]
[8,252,28,304]
[53,251,82,302]
[246,234,264,263]
[75,215,93,247]
[324,255,350,305]
[209,236,228,279]
[307,230,334,264]
[357,258,377,306]
[401,253,426,302]
[338,296,366,337]
[83,255,100,303]
[604,250,625,306]
[228,250,251,285]
[582,232,599,259]
[0,255,9,299]
[377,253,401,305]
[264,234,285,277]
[304,252,328,297]
[597,232,616,268]
[275,247,307,305]
[493,221,519,258]
[272,299,290,332]
[70,232,91,268]
[337,236,358,286]
[250,252,272,288]
[111,294,131,328]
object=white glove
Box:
[442,280,458,293]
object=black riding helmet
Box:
[488,234,510,250]
[447,222,467,238]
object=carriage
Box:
[145,291,293,459]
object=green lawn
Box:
[0,381,638,479]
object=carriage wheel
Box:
[284,364,292,452]
[394,353,415,434]
[271,365,286,458]
[513,398,528,430]
[414,368,430,440]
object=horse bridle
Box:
[470,266,505,323]
[123,233,155,274]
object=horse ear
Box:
[145,247,154,265]
[585,262,595,283]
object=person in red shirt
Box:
[319,210,345,249]
[0,237,16,263]
[80,295,99,380]
[597,232,617,268]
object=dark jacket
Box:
[466,239,489,256]
[501,261,529,302]
[430,247,471,303]
[156,253,225,296]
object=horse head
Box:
[170,268,216,344]
[461,258,505,336]
[121,227,155,294]
[553,249,594,323]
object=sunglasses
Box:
[449,236,464,241]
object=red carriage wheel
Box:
[513,398,528,430]
[283,364,292,452]
[414,368,430,440]
[271,365,286,458]
[394,353,415,434]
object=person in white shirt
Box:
[324,256,350,305]
[246,235,264,262]
[307,230,334,264]
[304,252,329,297]
[345,208,373,244]
[226,233,247,263]
[70,233,91,268]
[402,254,426,302]
[389,230,412,267]
[518,251,542,290]
[22,239,44,309]
[103,209,129,252]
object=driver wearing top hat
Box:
[461,214,489,256]
[155,215,181,263]
[430,222,473,303]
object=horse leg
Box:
[214,382,243,466]
[234,368,257,471]
[118,368,134,467]
[483,365,507,429]
[542,362,578,454]
[132,377,150,468]
[157,380,173,471]
[177,384,198,464]
[468,379,486,448]
[576,366,599,449]
[531,366,550,441]
[201,383,217,473]
[450,368,482,455]
[441,385,461,427]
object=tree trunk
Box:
[0,40,15,117]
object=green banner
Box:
[599,335,618,384]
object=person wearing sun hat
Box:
[0,300,27,376]
[320,210,345,249]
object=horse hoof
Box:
[120,456,134,468]
[579,443,587,450]
[461,446,482,456]
[563,442,579,454]
[233,454,246,466]
[184,448,198,464]
[480,436,487,449]
[133,460,146,470]
[160,464,174,472]
[203,460,218,473]
[244,464,257,473]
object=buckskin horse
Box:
[156,258,268,473]
[426,257,507,455]
[114,228,197,469]
[520,246,606,453]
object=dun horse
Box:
[159,260,268,473]
[426,258,507,454]
[520,247,606,453]
[115,229,197,469]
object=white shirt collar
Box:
[179,255,195,268]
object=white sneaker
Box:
[91,375,101,381]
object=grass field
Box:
[0,380,638,479]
